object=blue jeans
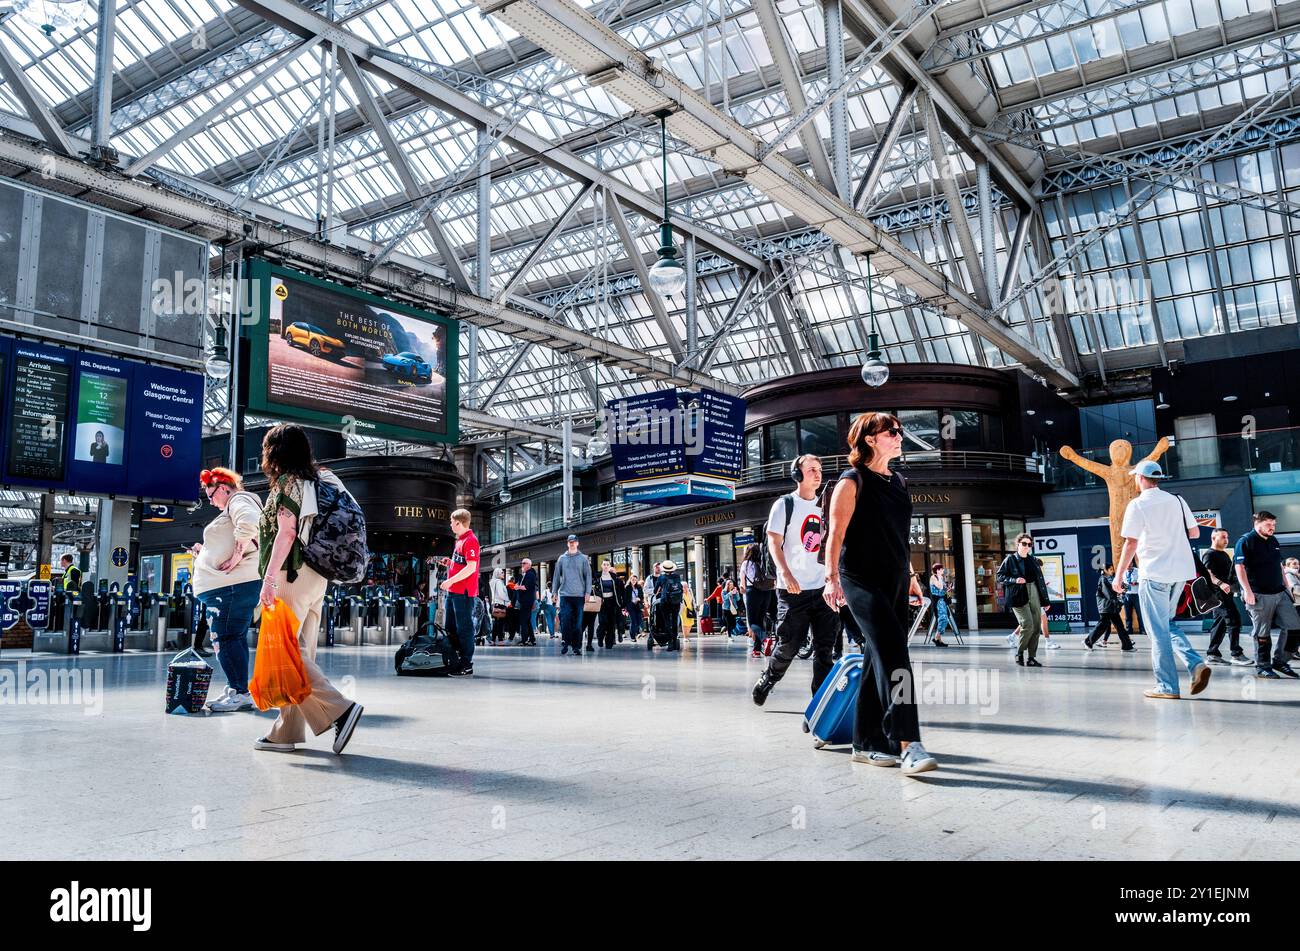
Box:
[628,606,642,638]
[559,596,585,649]
[1139,578,1204,695]
[444,592,475,669]
[196,580,259,694]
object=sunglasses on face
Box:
[879,426,904,437]
[1018,541,1032,548]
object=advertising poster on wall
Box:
[246,260,459,445]
[1031,532,1082,623]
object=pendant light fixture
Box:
[859,253,889,388]
[205,320,232,380]
[646,110,687,299]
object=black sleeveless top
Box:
[837,467,912,589]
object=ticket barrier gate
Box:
[363,593,390,646]
[334,594,364,646]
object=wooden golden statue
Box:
[1059,437,1171,563]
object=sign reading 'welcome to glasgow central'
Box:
[606,387,747,506]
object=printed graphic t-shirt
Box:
[766,492,826,591]
[448,530,481,597]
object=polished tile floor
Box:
[2,630,1297,860]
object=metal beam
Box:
[0,26,76,156]
[999,206,1032,305]
[0,130,740,408]
[688,268,761,371]
[768,280,809,375]
[751,0,836,191]
[336,47,473,291]
[605,189,687,364]
[494,182,594,304]
[922,94,991,308]
[852,80,915,210]
[475,0,1074,387]
[838,0,1037,209]
[229,0,761,273]
[124,38,323,177]
[90,0,118,151]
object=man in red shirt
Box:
[440,508,480,676]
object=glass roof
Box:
[0,0,1294,437]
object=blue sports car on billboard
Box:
[381,351,433,383]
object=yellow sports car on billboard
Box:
[282,321,345,359]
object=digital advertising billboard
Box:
[245,260,459,444]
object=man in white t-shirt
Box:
[752,454,842,706]
[1113,459,1211,700]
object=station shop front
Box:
[500,483,1039,631]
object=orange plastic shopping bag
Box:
[249,598,313,711]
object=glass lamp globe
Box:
[499,487,512,504]
[647,255,687,298]
[205,351,232,380]
[860,356,889,388]
[14,0,91,35]
[587,433,610,458]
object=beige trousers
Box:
[263,563,353,745]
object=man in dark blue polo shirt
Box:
[1234,511,1300,679]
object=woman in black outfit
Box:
[823,412,938,776]
[596,560,625,649]
[738,543,773,658]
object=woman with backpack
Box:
[189,467,262,712]
[255,424,363,755]
[739,543,773,658]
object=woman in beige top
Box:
[188,467,262,712]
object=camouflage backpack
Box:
[302,479,370,584]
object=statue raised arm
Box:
[1059,445,1108,479]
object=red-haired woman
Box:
[822,412,938,776]
[187,467,263,711]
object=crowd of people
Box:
[185,419,1300,771]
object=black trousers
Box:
[598,598,620,648]
[1206,601,1242,656]
[764,588,841,695]
[583,609,598,647]
[841,573,920,756]
[1086,610,1132,649]
[517,598,535,644]
[745,588,774,652]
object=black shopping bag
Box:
[165,647,213,715]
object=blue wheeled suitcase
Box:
[801,653,863,748]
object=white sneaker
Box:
[852,749,900,767]
[211,691,254,712]
[1045,641,1061,650]
[900,742,938,775]
[209,685,233,705]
